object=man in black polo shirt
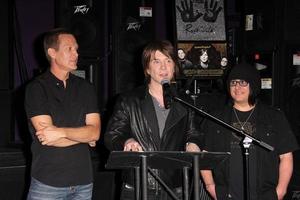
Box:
[25,28,101,200]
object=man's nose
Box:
[73,50,78,57]
[161,61,167,69]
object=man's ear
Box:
[47,48,56,59]
[146,69,150,76]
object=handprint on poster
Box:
[175,0,226,41]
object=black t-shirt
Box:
[25,70,99,187]
[203,103,299,199]
[229,108,257,200]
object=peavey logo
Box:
[127,22,141,31]
[74,5,89,14]
[292,191,300,200]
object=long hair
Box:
[142,40,178,83]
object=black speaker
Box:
[0,91,13,146]
[112,0,155,94]
[0,166,27,200]
[92,171,115,200]
[55,0,110,112]
[0,153,116,200]
[284,0,300,42]
[0,150,27,200]
[243,0,279,52]
[55,0,105,57]
[0,0,12,90]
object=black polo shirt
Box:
[25,70,99,187]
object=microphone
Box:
[161,79,173,109]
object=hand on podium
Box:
[186,142,201,152]
[124,138,143,152]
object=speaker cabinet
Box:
[55,0,105,57]
[55,0,110,112]
[0,0,12,90]
[284,0,300,42]
[243,0,279,52]
[0,166,27,200]
[111,0,155,94]
[0,91,13,146]
[0,154,116,200]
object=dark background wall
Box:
[1,0,300,199]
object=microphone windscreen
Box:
[161,79,170,85]
[161,79,172,109]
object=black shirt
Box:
[25,70,99,187]
[230,108,257,200]
[203,103,299,200]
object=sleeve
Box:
[85,83,99,114]
[185,109,205,148]
[274,111,299,155]
[201,108,227,152]
[202,118,216,152]
[24,81,49,118]
[104,95,132,151]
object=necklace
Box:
[233,107,255,131]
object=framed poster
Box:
[176,42,228,78]
[175,0,226,41]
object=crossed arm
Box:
[31,113,101,147]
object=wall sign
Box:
[175,0,226,41]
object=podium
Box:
[106,151,230,200]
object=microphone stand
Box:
[173,96,274,200]
[189,79,199,106]
[242,137,252,200]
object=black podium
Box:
[106,151,230,200]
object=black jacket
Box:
[203,102,299,200]
[105,85,203,188]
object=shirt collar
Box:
[44,69,75,88]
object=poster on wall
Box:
[175,0,226,41]
[176,42,228,78]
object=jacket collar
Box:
[140,86,187,148]
[141,91,161,148]
[163,101,187,134]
